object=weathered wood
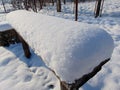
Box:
[0,29,31,58]
[60,82,69,90]
[0,29,20,46]
[14,30,31,58]
[60,58,110,90]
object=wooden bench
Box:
[6,10,114,90]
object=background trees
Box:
[1,0,7,13]
[1,0,104,20]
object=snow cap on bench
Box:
[0,21,13,31]
[7,10,114,83]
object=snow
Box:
[7,10,114,83]
[0,21,12,31]
[0,44,60,90]
[0,0,120,89]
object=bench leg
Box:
[21,40,31,58]
[14,30,31,58]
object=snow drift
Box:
[7,10,114,83]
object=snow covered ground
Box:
[0,44,60,90]
[0,0,120,90]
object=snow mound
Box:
[0,21,13,31]
[7,10,114,83]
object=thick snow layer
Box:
[0,21,13,31]
[7,10,114,83]
[0,0,120,89]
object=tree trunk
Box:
[99,0,104,17]
[33,0,37,12]
[63,0,66,4]
[60,82,69,90]
[51,0,54,6]
[2,0,7,13]
[56,0,61,12]
[38,0,43,10]
[24,0,29,10]
[94,0,103,18]
[74,0,78,21]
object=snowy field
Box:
[0,0,120,90]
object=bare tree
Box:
[11,0,23,10]
[51,0,54,6]
[74,0,78,21]
[94,0,104,18]
[38,0,43,10]
[1,0,7,13]
[56,0,61,12]
[33,0,37,12]
[99,0,104,16]
[63,0,66,4]
[23,0,29,10]
[24,0,37,12]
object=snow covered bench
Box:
[7,10,114,90]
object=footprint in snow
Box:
[35,67,55,89]
[30,67,57,89]
[24,74,32,82]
